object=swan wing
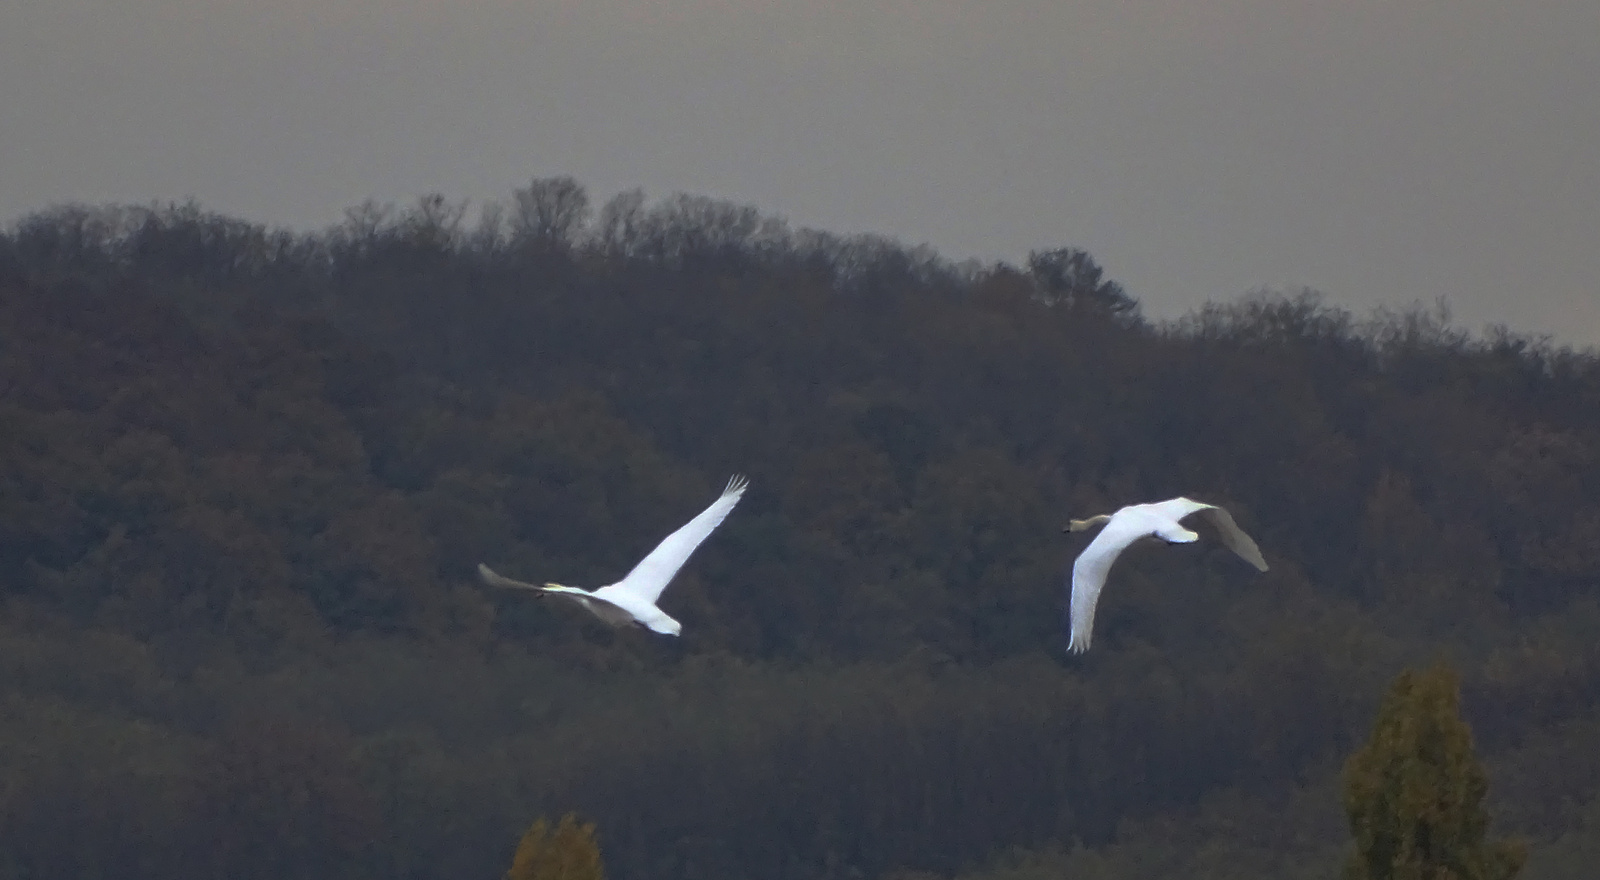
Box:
[1152,497,1267,569]
[608,474,748,604]
[1147,496,1214,522]
[1195,506,1269,571]
[1066,514,1153,653]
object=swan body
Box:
[479,475,749,636]
[1063,497,1267,653]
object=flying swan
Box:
[1063,497,1267,653]
[479,475,749,636]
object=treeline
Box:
[0,181,1598,879]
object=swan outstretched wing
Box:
[1151,497,1268,571]
[1195,506,1269,571]
[1066,516,1151,653]
[609,475,748,604]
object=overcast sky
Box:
[3,0,1596,343]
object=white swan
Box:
[1063,497,1267,653]
[479,475,749,636]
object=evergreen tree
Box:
[1342,663,1526,880]
[506,813,606,880]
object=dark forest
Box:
[1,179,1597,879]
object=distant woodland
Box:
[1,180,1598,879]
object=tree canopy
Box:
[1343,663,1526,880]
[1,183,1598,880]
[506,814,605,880]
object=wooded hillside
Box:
[1,182,1597,879]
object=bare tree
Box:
[597,187,646,257]
[331,200,395,261]
[511,176,591,249]
[400,193,468,253]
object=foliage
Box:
[1343,663,1525,880]
[506,814,605,880]
[0,184,1598,879]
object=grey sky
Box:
[4,0,1597,343]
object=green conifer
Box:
[1342,663,1525,880]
